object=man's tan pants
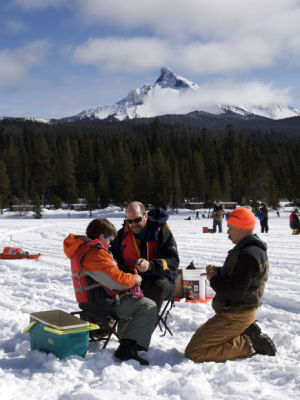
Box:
[185,309,256,362]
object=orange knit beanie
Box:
[226,207,256,230]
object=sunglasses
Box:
[104,235,114,242]
[126,216,144,224]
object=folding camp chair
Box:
[70,310,120,349]
[156,269,184,336]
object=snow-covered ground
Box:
[0,207,299,400]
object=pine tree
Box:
[223,165,232,201]
[171,159,183,210]
[96,161,110,208]
[60,137,77,206]
[111,141,134,206]
[151,148,172,208]
[190,151,207,201]
[4,141,23,200]
[85,183,98,216]
[30,135,52,203]
[76,137,96,198]
[250,147,270,202]
[0,160,10,213]
[134,152,154,206]
[33,194,42,219]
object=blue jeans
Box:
[213,220,222,232]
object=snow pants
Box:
[115,296,157,350]
[185,309,256,362]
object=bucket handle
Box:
[22,320,37,334]
[43,323,99,335]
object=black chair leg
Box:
[155,300,174,336]
[102,319,119,349]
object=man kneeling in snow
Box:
[185,207,276,362]
[64,218,157,365]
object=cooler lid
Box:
[30,310,89,330]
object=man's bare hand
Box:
[135,258,150,272]
[201,264,217,281]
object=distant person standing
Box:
[259,203,269,233]
[290,208,300,234]
[212,201,224,233]
[195,211,200,220]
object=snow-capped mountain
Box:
[65,67,199,121]
[60,66,300,122]
[220,104,300,120]
[155,67,199,90]
[72,84,152,121]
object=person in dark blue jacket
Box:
[259,202,269,233]
[290,208,300,234]
[111,201,180,312]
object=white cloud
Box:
[177,38,276,74]
[76,0,300,39]
[139,80,292,117]
[0,40,50,87]
[198,80,292,107]
[72,37,172,71]
[74,0,300,73]
[72,36,278,74]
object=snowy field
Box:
[0,207,299,400]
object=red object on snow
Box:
[0,246,42,260]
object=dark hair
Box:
[86,218,117,239]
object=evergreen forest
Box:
[0,117,300,214]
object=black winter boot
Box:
[244,322,277,356]
[244,322,261,337]
[114,339,149,365]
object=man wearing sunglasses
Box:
[111,201,179,312]
[185,207,276,363]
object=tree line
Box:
[0,117,300,214]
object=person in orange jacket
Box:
[64,218,157,365]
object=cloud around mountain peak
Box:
[68,67,300,121]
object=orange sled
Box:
[0,246,42,260]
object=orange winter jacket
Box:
[64,234,136,314]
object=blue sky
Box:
[1,0,300,119]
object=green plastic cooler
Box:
[23,309,99,359]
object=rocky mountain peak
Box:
[155,66,198,90]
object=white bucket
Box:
[182,269,206,300]
[205,279,215,298]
